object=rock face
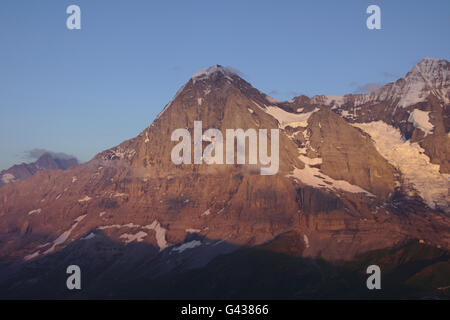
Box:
[305,110,397,200]
[0,61,449,298]
[0,153,78,185]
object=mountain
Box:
[0,152,78,185]
[284,57,450,176]
[0,60,449,299]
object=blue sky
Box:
[1,0,449,170]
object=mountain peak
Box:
[395,57,449,107]
[416,56,447,65]
[191,64,240,81]
[355,57,450,108]
[409,57,448,77]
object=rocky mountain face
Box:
[0,59,449,298]
[0,153,78,185]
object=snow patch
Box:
[186,228,201,233]
[172,240,202,253]
[81,232,96,240]
[43,215,87,255]
[78,196,92,203]
[408,109,434,136]
[251,101,265,110]
[37,242,50,249]
[2,173,15,184]
[98,221,168,249]
[341,110,349,117]
[201,209,211,216]
[290,153,373,196]
[265,107,319,128]
[120,231,147,244]
[28,208,42,216]
[112,192,128,198]
[99,223,140,230]
[299,155,323,166]
[192,65,237,81]
[212,239,224,246]
[24,251,40,261]
[325,95,345,106]
[143,220,168,250]
[303,235,310,248]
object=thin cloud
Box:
[268,90,280,96]
[381,72,396,79]
[287,90,302,97]
[353,82,382,94]
[171,65,183,75]
[24,148,78,161]
[267,90,302,99]
[225,66,246,79]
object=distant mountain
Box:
[0,59,448,299]
[0,153,78,185]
